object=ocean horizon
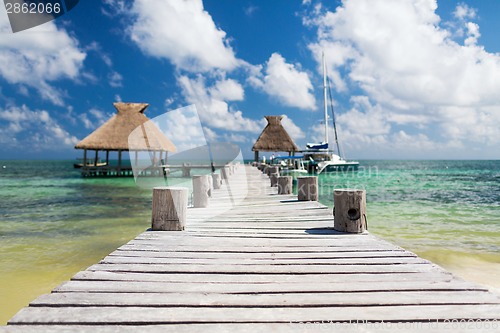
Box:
[0,159,499,324]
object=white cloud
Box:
[0,105,78,150]
[464,22,480,46]
[209,78,244,101]
[223,133,247,143]
[453,3,476,20]
[305,0,500,157]
[178,74,261,133]
[250,53,316,110]
[126,0,239,72]
[79,108,112,130]
[0,10,86,106]
[281,115,305,141]
[108,71,123,88]
[244,5,258,17]
[154,105,208,152]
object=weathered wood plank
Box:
[118,244,405,252]
[72,271,456,284]
[54,279,485,294]
[4,323,497,333]
[100,256,428,266]
[32,291,500,307]
[9,305,500,324]
[109,250,417,259]
[85,263,439,274]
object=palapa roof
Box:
[75,103,176,152]
[252,116,299,152]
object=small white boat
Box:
[73,158,107,168]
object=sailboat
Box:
[302,53,359,174]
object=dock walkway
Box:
[4,165,500,332]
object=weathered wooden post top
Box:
[334,189,367,233]
[252,116,299,162]
[151,187,188,231]
[74,102,176,177]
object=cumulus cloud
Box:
[0,10,86,106]
[0,105,78,150]
[305,0,500,156]
[125,0,239,72]
[209,78,244,101]
[249,53,316,110]
[178,75,261,133]
[108,71,123,88]
[453,3,476,20]
[79,108,112,130]
[281,115,305,141]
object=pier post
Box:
[221,166,230,180]
[269,166,280,187]
[151,187,188,231]
[207,174,213,198]
[333,189,367,233]
[297,176,318,201]
[182,163,191,177]
[212,173,222,190]
[192,175,210,208]
[277,176,293,194]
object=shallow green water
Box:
[315,160,500,255]
[0,160,499,324]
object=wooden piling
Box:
[270,167,280,187]
[151,187,187,231]
[207,174,213,198]
[192,175,210,208]
[212,173,222,190]
[277,176,292,194]
[297,176,318,201]
[334,189,367,233]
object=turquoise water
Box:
[0,160,499,323]
[316,160,500,254]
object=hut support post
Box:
[254,151,259,162]
[106,151,109,166]
[94,150,98,166]
[118,150,122,175]
[83,149,87,167]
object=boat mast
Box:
[322,52,329,146]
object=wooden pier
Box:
[3,165,500,332]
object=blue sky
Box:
[1,0,500,160]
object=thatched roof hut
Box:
[75,103,175,152]
[252,116,298,161]
[74,102,176,176]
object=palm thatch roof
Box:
[252,116,298,152]
[75,103,176,152]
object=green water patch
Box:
[0,214,149,325]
